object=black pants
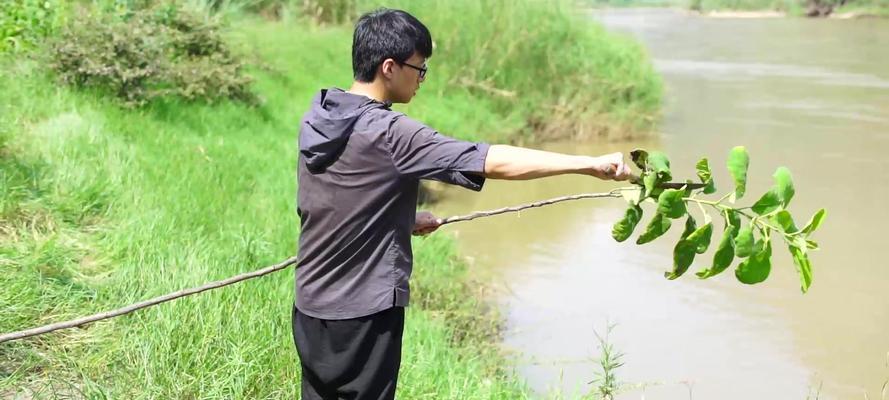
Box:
[292,306,405,400]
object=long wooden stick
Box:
[0,190,623,344]
[0,256,300,344]
[441,190,622,224]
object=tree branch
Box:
[441,189,622,224]
[0,256,299,343]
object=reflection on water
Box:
[432,8,889,400]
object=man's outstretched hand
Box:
[589,152,632,181]
[413,211,442,236]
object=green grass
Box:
[1,2,662,398]
[364,0,662,141]
[580,0,686,8]
[834,0,889,15]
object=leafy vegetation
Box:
[612,146,826,293]
[0,0,68,53]
[587,323,624,400]
[50,5,255,107]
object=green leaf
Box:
[697,231,735,278]
[688,222,714,254]
[789,245,813,293]
[735,226,754,257]
[695,158,711,182]
[726,209,742,236]
[771,210,798,233]
[752,237,766,254]
[643,173,658,198]
[751,167,795,215]
[636,213,672,245]
[647,151,672,182]
[612,205,643,243]
[735,240,772,284]
[799,209,827,236]
[726,146,749,202]
[751,190,781,215]
[667,239,696,280]
[698,210,740,278]
[630,149,648,170]
[669,221,714,279]
[657,189,687,219]
[772,167,795,207]
[640,151,671,199]
[695,157,717,194]
[681,215,697,239]
[805,239,819,250]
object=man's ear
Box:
[380,58,397,79]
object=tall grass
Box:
[193,0,663,141]
[364,0,662,141]
[588,324,624,399]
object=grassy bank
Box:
[688,0,889,16]
[1,1,661,398]
[0,56,527,399]
[368,0,662,141]
[832,0,889,16]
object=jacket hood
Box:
[299,88,391,172]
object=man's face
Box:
[385,52,426,104]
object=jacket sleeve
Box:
[385,115,489,191]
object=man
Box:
[293,8,631,400]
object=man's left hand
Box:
[413,211,443,236]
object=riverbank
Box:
[0,2,660,398]
[584,0,889,17]
[691,0,889,17]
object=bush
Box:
[51,5,255,107]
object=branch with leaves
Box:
[0,147,827,343]
[612,146,826,293]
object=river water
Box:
[433,8,889,399]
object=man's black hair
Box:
[352,9,433,83]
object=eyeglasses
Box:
[399,61,427,79]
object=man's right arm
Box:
[483,145,632,181]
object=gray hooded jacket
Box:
[296,88,489,319]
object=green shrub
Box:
[0,0,68,53]
[50,5,255,107]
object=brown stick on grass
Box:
[0,189,623,344]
